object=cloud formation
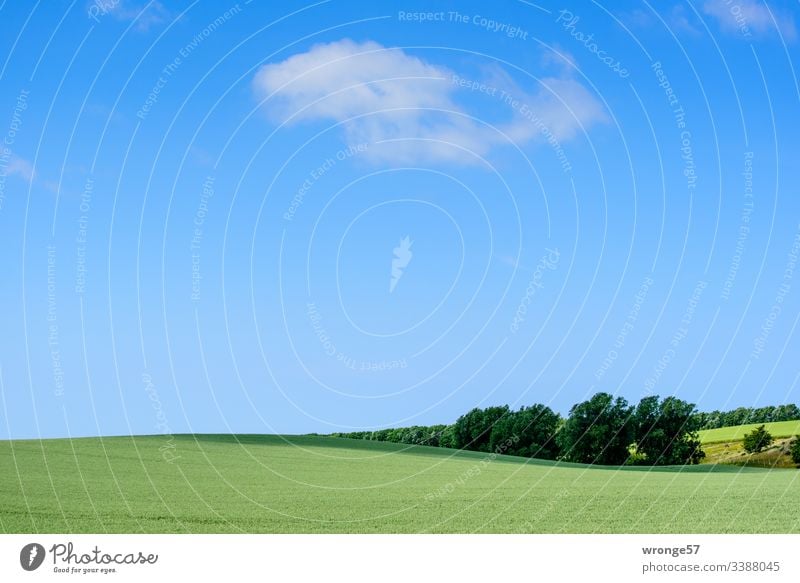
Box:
[93,0,171,32]
[6,155,34,182]
[702,0,797,40]
[252,39,606,165]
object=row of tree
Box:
[332,392,733,466]
[558,393,705,465]
[335,425,450,448]
[332,396,800,466]
[693,404,800,429]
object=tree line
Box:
[330,394,800,466]
[693,404,800,429]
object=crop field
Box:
[698,420,800,444]
[2,435,799,534]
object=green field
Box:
[698,420,800,444]
[697,420,800,469]
[1,434,799,533]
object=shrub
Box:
[742,425,773,454]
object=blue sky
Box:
[1,0,799,439]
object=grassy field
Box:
[701,437,797,469]
[1,434,799,533]
[697,421,800,469]
[698,420,800,444]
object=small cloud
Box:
[620,8,655,29]
[42,180,61,194]
[252,39,606,165]
[668,5,701,35]
[496,255,522,269]
[702,0,797,41]
[6,155,34,182]
[98,0,171,32]
[540,45,577,71]
[620,6,700,35]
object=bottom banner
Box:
[1,534,797,582]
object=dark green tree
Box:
[488,404,561,459]
[453,406,510,452]
[438,424,457,449]
[733,407,751,426]
[742,425,773,454]
[774,404,800,422]
[753,406,776,424]
[556,392,634,465]
[632,396,705,465]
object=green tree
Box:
[752,406,776,424]
[633,396,705,465]
[488,404,561,460]
[556,392,634,465]
[422,425,447,447]
[742,425,773,454]
[453,406,510,452]
[789,436,800,466]
[438,424,457,449]
[774,404,800,422]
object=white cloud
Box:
[540,45,578,72]
[6,155,34,182]
[252,39,606,165]
[668,5,702,35]
[620,8,656,29]
[621,6,701,35]
[99,0,170,32]
[703,0,797,40]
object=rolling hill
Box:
[1,434,798,533]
